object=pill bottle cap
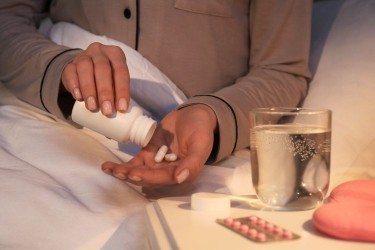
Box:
[129,115,157,147]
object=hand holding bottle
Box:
[62,42,130,116]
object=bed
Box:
[1,0,374,249]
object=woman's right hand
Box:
[62,42,130,116]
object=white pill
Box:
[164,153,178,162]
[154,145,168,163]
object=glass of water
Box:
[249,108,332,210]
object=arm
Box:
[180,0,313,162]
[0,0,81,119]
[0,0,131,118]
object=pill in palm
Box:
[154,145,169,162]
[164,153,178,162]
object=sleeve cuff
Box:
[177,95,238,163]
[40,48,82,120]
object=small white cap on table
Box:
[191,192,231,212]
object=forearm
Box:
[0,0,80,119]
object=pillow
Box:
[313,179,375,242]
[302,0,375,188]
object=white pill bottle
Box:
[71,101,157,147]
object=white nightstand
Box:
[145,195,375,250]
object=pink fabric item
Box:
[313,180,375,242]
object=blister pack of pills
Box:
[216,215,300,243]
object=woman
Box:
[0,0,312,186]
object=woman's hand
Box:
[62,42,130,116]
[101,104,218,186]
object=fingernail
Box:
[102,100,113,115]
[113,172,126,180]
[128,175,142,182]
[72,87,82,100]
[86,96,97,111]
[176,169,189,184]
[118,98,127,112]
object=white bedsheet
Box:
[0,86,149,249]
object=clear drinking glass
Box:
[249,108,332,210]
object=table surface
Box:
[145,195,375,250]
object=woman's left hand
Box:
[101,104,217,186]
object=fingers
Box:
[101,142,206,186]
[62,63,82,101]
[101,151,204,186]
[62,42,130,116]
[110,47,130,112]
[76,54,98,111]
[102,160,180,186]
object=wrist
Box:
[181,104,218,133]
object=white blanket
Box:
[0,86,149,249]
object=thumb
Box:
[174,156,201,184]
